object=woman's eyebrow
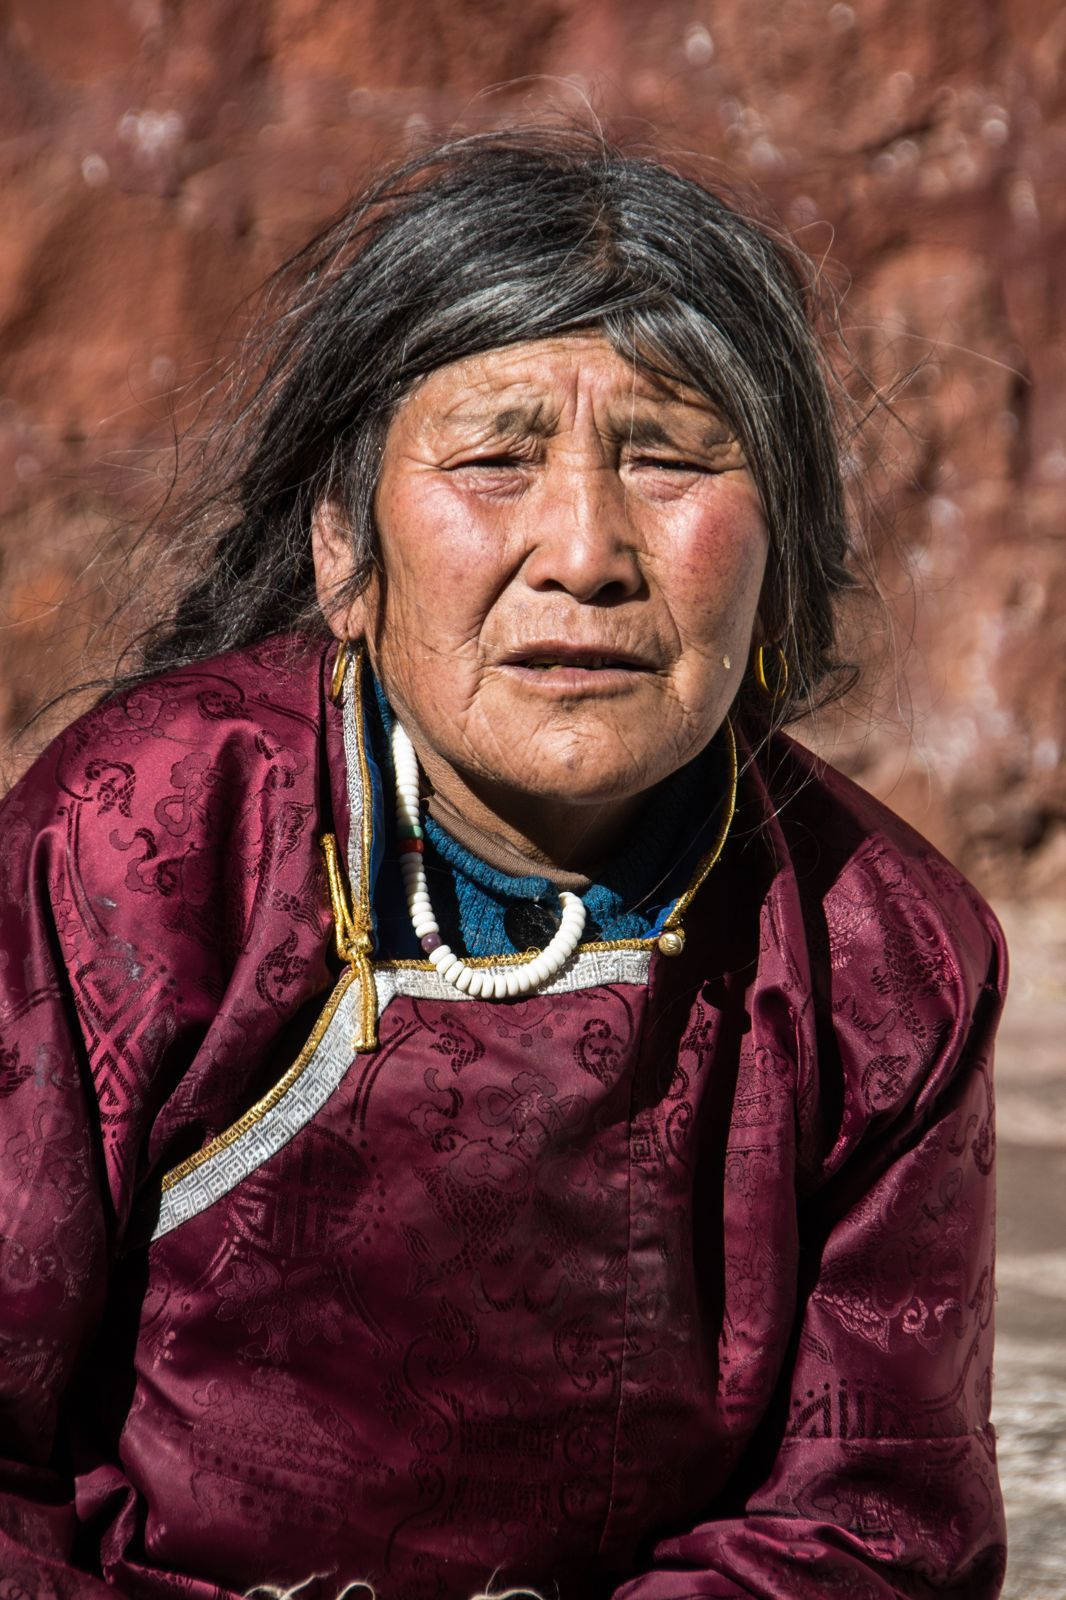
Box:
[439,401,552,439]
[491,403,552,438]
[615,414,734,448]
[619,417,675,448]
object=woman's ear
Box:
[311,500,366,641]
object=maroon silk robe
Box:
[0,636,1006,1598]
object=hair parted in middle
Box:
[136,126,858,728]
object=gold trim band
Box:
[660,717,737,931]
[159,967,356,1193]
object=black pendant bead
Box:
[504,898,561,950]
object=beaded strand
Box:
[392,722,587,997]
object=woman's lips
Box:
[499,646,656,694]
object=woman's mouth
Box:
[501,646,655,693]
[526,655,630,670]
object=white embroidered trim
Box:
[340,655,367,893]
[373,946,651,1007]
[151,974,361,1242]
[151,949,650,1242]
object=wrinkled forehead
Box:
[389,331,733,442]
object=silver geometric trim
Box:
[340,655,367,894]
[150,948,652,1241]
[373,946,651,1007]
[150,976,361,1243]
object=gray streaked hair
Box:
[127,126,858,729]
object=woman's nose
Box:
[520,466,643,603]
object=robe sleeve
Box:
[0,710,322,1597]
[611,885,1006,1600]
[0,756,131,1592]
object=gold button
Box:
[657,928,685,957]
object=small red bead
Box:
[398,838,425,855]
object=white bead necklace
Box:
[391,722,587,998]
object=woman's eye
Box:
[451,453,528,471]
[631,456,710,473]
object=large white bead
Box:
[453,966,474,993]
[441,959,464,983]
[504,969,521,997]
[466,970,486,998]
[428,944,453,968]
[492,971,509,1000]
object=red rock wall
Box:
[1,0,1063,894]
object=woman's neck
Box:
[425,789,594,891]
[411,740,645,878]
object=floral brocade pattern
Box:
[0,637,1006,1599]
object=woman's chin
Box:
[480,747,675,814]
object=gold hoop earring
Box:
[329,639,352,703]
[753,643,789,700]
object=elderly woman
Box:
[0,132,1005,1599]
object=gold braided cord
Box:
[321,832,363,962]
[321,832,378,1051]
[659,715,737,931]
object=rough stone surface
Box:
[992,902,1066,1600]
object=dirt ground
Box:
[990,901,1066,1599]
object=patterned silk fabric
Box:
[0,637,1006,1598]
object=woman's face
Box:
[316,332,768,855]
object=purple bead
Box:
[420,931,442,954]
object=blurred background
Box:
[0,0,1062,1591]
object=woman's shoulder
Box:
[2,633,331,834]
[758,735,1006,1184]
[766,732,1006,1010]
